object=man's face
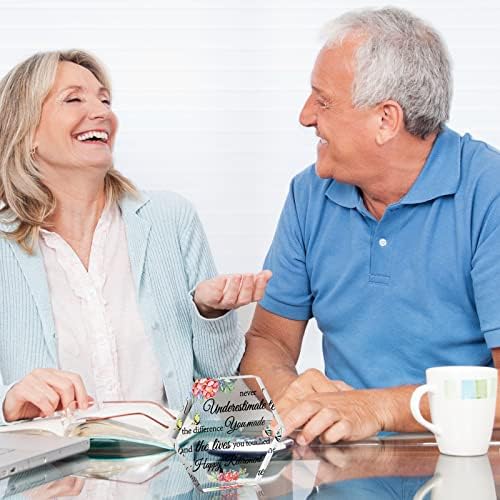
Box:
[300,40,379,184]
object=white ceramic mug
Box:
[413,454,496,500]
[410,366,498,456]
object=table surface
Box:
[2,431,500,499]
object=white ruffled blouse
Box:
[39,203,167,406]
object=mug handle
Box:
[413,474,442,500]
[410,384,442,436]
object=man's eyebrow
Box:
[312,85,333,98]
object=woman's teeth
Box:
[76,130,109,142]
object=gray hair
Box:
[321,7,452,139]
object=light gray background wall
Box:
[1,0,499,373]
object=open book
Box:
[0,401,192,456]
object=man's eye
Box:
[317,100,330,109]
[65,97,81,103]
[101,99,111,105]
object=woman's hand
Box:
[3,368,92,422]
[193,270,272,318]
[27,476,85,499]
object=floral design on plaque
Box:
[218,490,240,500]
[192,377,236,400]
[218,378,236,393]
[176,417,183,431]
[192,378,219,399]
[208,467,248,483]
[264,423,283,442]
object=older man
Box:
[240,7,500,444]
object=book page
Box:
[0,415,67,437]
[68,402,179,449]
[0,401,181,452]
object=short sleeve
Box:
[260,179,313,320]
[471,195,500,349]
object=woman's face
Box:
[33,61,118,177]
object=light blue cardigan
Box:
[0,191,243,421]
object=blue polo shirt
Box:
[260,127,500,389]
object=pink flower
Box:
[217,470,240,482]
[192,378,220,399]
[221,491,238,499]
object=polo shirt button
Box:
[379,238,388,247]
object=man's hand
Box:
[194,270,272,318]
[280,389,390,445]
[275,368,352,415]
[293,443,438,486]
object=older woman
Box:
[0,50,270,423]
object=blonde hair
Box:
[0,49,137,253]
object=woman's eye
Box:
[101,99,111,105]
[65,97,81,103]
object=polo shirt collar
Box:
[325,178,359,209]
[325,126,461,209]
[399,126,461,205]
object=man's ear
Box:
[375,100,404,145]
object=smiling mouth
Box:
[75,130,109,144]
[316,130,328,145]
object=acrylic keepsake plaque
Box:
[174,375,285,492]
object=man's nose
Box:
[299,94,316,127]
